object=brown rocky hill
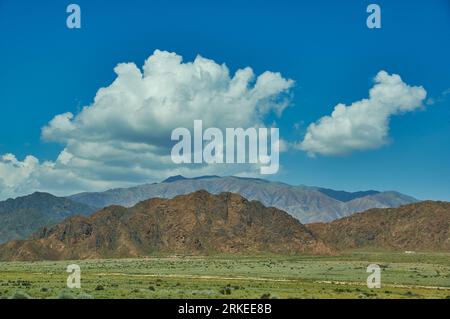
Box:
[307,201,450,251]
[0,191,333,261]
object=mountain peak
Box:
[0,192,333,261]
[29,191,59,199]
[162,175,187,183]
[4,191,57,202]
[162,175,221,183]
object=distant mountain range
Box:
[0,192,448,261]
[68,175,418,223]
[0,176,418,244]
[308,201,450,251]
[0,191,332,261]
[0,192,96,244]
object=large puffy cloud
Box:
[298,71,427,156]
[42,50,293,144]
[0,50,293,199]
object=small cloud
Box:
[425,88,450,106]
[297,71,427,157]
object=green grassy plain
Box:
[0,251,449,299]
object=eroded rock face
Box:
[0,191,333,261]
[307,201,450,251]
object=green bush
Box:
[219,287,232,295]
[58,290,75,299]
[10,291,32,299]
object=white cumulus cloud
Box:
[0,50,294,199]
[298,71,427,156]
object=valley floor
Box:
[0,251,449,299]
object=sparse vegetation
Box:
[0,251,448,299]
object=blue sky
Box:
[0,0,449,200]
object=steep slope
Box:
[68,176,417,223]
[0,192,96,243]
[308,201,450,251]
[0,191,333,261]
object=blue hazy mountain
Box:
[0,192,97,243]
[68,176,418,223]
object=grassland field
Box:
[0,251,449,299]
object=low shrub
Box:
[10,291,32,299]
